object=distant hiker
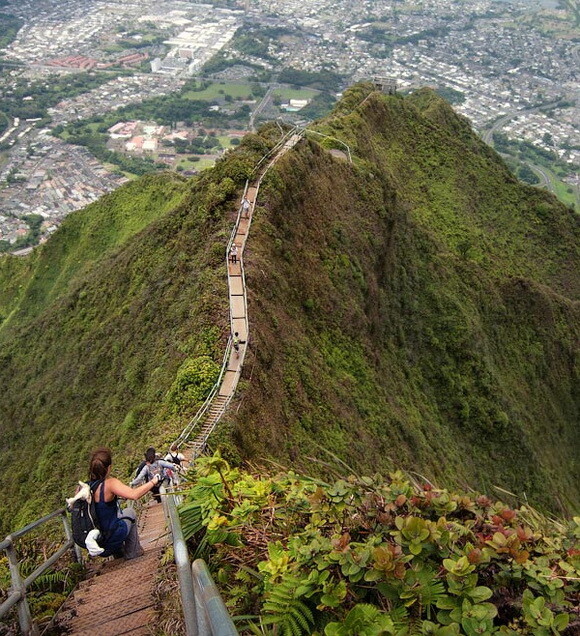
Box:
[87,447,160,559]
[229,243,238,264]
[232,331,246,358]
[130,447,179,503]
[242,196,251,217]
[163,444,187,486]
[164,443,186,467]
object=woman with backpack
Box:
[89,447,161,559]
[164,443,186,468]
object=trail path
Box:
[183,131,302,461]
[54,130,302,634]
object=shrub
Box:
[180,457,580,635]
[166,356,220,414]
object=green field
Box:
[175,156,199,170]
[59,121,102,141]
[103,162,138,180]
[183,82,255,101]
[217,135,237,148]
[529,163,578,210]
[193,157,215,170]
[176,155,215,171]
[543,167,579,210]
[273,87,318,101]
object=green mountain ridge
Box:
[228,86,579,514]
[0,85,578,534]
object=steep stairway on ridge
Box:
[52,130,302,635]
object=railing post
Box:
[60,511,82,564]
[6,539,38,636]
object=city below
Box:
[0,0,578,252]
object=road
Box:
[531,165,552,190]
[480,99,563,146]
[480,99,576,197]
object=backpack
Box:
[69,480,102,549]
[134,460,146,478]
[148,461,172,484]
[168,452,181,466]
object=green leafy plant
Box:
[178,456,579,635]
[166,355,220,414]
[325,603,402,636]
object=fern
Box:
[261,577,314,636]
[31,569,69,591]
[400,568,446,620]
[389,605,409,627]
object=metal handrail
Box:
[161,486,238,636]
[0,508,79,635]
[226,181,249,256]
[192,559,238,636]
[161,485,198,636]
[0,128,303,635]
[301,128,352,163]
[250,126,298,177]
[173,177,252,451]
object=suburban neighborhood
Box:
[0,0,578,249]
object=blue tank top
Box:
[92,480,129,556]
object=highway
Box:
[480,99,563,146]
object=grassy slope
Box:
[0,132,282,532]
[0,173,188,331]
[225,86,579,514]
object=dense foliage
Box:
[278,68,344,92]
[180,455,580,635]
[299,93,338,121]
[0,13,22,49]
[0,85,578,542]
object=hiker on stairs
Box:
[89,447,161,559]
[164,443,187,485]
[165,442,187,468]
[242,196,251,218]
[131,447,179,503]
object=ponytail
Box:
[89,447,112,481]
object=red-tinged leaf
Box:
[468,548,483,564]
[395,494,407,507]
[514,550,530,564]
[501,509,517,522]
